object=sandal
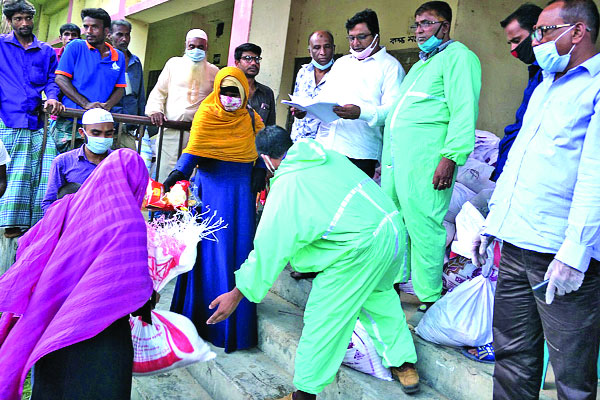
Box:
[417,302,435,313]
[461,343,495,364]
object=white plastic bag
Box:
[415,271,496,347]
[343,320,392,381]
[130,310,216,376]
[445,183,476,223]
[472,130,500,166]
[456,158,495,194]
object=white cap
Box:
[81,108,114,125]
[186,29,208,42]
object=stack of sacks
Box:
[444,130,500,242]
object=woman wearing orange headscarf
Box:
[164,67,264,353]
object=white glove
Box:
[544,259,585,305]
[471,233,494,267]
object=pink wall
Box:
[227,0,253,66]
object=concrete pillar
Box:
[247,0,292,125]
[227,0,253,65]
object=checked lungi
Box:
[0,118,57,229]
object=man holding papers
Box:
[314,9,405,177]
[289,30,335,142]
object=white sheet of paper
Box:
[282,95,340,123]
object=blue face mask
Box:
[311,58,333,70]
[185,48,206,62]
[85,132,113,154]
[418,24,444,53]
[533,25,576,73]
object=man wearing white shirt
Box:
[315,9,405,177]
[473,1,600,398]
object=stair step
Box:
[258,293,449,400]
[186,345,295,400]
[270,265,311,309]
[132,368,213,400]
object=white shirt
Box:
[315,47,405,160]
[0,139,10,166]
[485,54,600,273]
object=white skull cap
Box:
[186,29,208,41]
[81,108,114,125]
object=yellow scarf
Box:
[183,67,265,162]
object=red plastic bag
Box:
[130,310,216,375]
[142,179,192,211]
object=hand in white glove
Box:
[544,259,585,305]
[471,233,494,267]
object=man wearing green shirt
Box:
[207,126,419,399]
[382,1,481,307]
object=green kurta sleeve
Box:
[235,175,323,303]
[440,47,482,166]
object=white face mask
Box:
[349,34,379,60]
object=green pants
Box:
[293,218,417,394]
[381,163,453,303]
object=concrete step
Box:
[132,368,213,400]
[270,267,561,400]
[186,345,295,400]
[258,293,449,400]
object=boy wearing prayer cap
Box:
[42,108,115,211]
[145,28,219,181]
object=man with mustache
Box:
[235,42,276,126]
[53,8,127,154]
[0,0,64,238]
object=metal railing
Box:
[43,108,192,181]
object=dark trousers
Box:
[347,157,377,178]
[32,317,133,400]
[493,242,600,400]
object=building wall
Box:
[142,0,234,89]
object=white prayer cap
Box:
[186,29,208,42]
[81,108,114,125]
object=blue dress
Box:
[170,155,257,353]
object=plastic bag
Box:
[445,183,476,223]
[146,210,227,292]
[456,158,495,194]
[416,270,495,347]
[130,310,216,376]
[343,319,392,381]
[442,255,482,292]
[472,130,500,166]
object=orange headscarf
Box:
[183,67,265,162]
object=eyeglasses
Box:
[409,20,444,31]
[531,23,575,41]
[240,55,262,64]
[346,33,372,42]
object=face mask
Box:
[511,35,536,64]
[185,48,205,62]
[533,25,576,73]
[85,131,113,154]
[311,58,334,70]
[349,34,379,60]
[418,24,444,53]
[261,154,276,174]
[220,95,242,111]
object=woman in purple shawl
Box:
[0,149,153,400]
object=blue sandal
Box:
[461,343,495,364]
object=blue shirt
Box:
[485,53,600,273]
[42,145,112,212]
[0,32,60,130]
[290,63,330,141]
[56,39,126,110]
[113,51,145,117]
[491,63,543,181]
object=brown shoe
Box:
[391,362,420,394]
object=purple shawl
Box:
[0,149,153,399]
